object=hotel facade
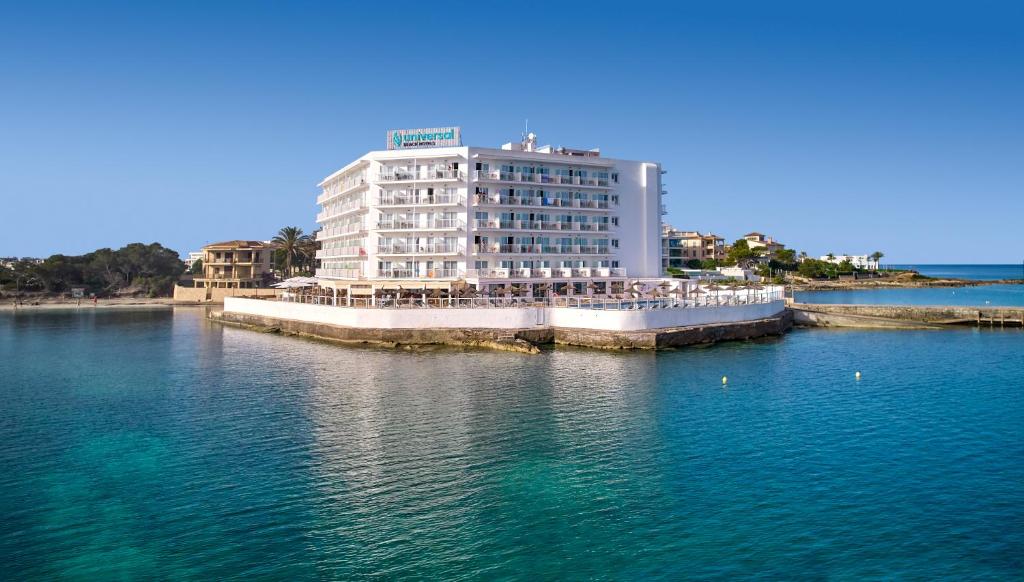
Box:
[314,129,664,296]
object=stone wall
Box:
[790,303,1024,328]
[554,311,793,349]
[173,285,283,304]
[211,302,793,351]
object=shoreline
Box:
[0,297,199,312]
[789,277,1022,291]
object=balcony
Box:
[316,179,368,205]
[316,200,369,222]
[375,218,465,231]
[316,267,363,279]
[374,269,464,279]
[472,219,610,232]
[376,193,465,207]
[316,247,367,259]
[377,170,465,182]
[376,243,465,255]
[473,244,611,255]
[318,224,367,240]
[473,170,610,188]
[473,194,610,210]
[465,267,627,279]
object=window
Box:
[611,239,619,248]
[611,217,619,226]
[611,172,618,183]
[611,195,619,205]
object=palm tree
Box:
[870,251,884,270]
[273,226,309,277]
[296,233,319,275]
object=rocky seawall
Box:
[209,310,793,352]
[789,303,1024,328]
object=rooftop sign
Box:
[387,127,461,150]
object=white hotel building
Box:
[314,128,665,296]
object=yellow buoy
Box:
[722,376,728,385]
[855,371,862,380]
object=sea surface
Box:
[888,264,1023,281]
[1,308,1023,579]
[796,284,1024,307]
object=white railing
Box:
[373,269,465,279]
[317,200,368,222]
[281,288,785,309]
[472,195,610,209]
[376,219,465,230]
[316,268,363,279]
[377,193,465,206]
[316,247,366,258]
[473,171,611,187]
[318,224,367,239]
[316,179,367,205]
[377,244,465,255]
[377,170,465,181]
[472,219,608,231]
[472,244,610,255]
[463,267,627,279]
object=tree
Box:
[0,243,183,297]
[870,251,884,269]
[700,259,719,270]
[189,259,204,275]
[725,239,761,268]
[797,258,831,279]
[272,226,310,277]
[774,248,796,265]
[685,259,702,269]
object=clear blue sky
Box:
[1,1,1021,263]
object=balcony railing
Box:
[472,194,609,209]
[318,224,367,239]
[376,244,465,255]
[317,200,369,222]
[376,219,465,230]
[377,170,465,181]
[316,268,363,279]
[472,219,610,232]
[473,170,610,187]
[374,269,464,279]
[316,179,368,205]
[317,247,367,258]
[473,244,611,255]
[376,193,465,206]
[464,267,627,279]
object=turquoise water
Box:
[890,264,1024,281]
[2,308,1023,579]
[796,284,1024,307]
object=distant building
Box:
[183,251,203,271]
[820,254,879,270]
[1,257,43,268]
[742,232,786,256]
[662,224,725,271]
[193,240,276,288]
